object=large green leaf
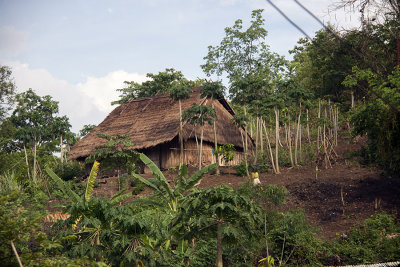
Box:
[110,188,131,205]
[175,164,188,193]
[45,167,81,203]
[138,153,174,199]
[184,163,217,192]
[85,161,99,202]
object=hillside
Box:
[91,133,400,241]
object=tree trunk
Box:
[262,120,276,174]
[317,99,321,152]
[306,109,311,145]
[33,135,37,183]
[335,107,338,146]
[254,116,259,165]
[23,143,31,180]
[274,106,280,174]
[259,117,263,154]
[212,100,220,175]
[323,108,328,169]
[217,221,223,267]
[199,127,204,171]
[294,102,302,166]
[287,111,294,168]
[351,91,354,108]
[179,100,184,167]
[60,134,63,164]
[299,123,302,161]
[243,105,249,177]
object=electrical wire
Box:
[264,0,400,113]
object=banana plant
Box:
[131,153,217,211]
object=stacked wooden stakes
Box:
[244,99,340,176]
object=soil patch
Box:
[91,135,400,241]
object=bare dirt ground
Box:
[92,134,400,241]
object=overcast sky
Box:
[0,0,360,132]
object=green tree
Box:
[182,105,217,170]
[343,67,400,172]
[0,65,16,123]
[173,185,264,267]
[200,81,225,174]
[79,124,96,137]
[169,84,192,167]
[132,153,216,211]
[112,68,201,104]
[10,89,71,183]
[86,132,139,177]
[202,9,288,174]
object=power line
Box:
[265,0,313,42]
[264,0,400,113]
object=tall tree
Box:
[0,65,16,123]
[169,85,192,167]
[11,89,70,182]
[200,81,225,174]
[173,185,263,267]
[112,68,201,104]
[202,9,288,173]
[182,105,217,171]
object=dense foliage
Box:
[1,6,400,267]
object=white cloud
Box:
[77,70,148,113]
[5,61,147,132]
[0,26,28,60]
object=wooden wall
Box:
[142,138,245,172]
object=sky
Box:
[0,0,360,133]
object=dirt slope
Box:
[92,135,400,241]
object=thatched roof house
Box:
[68,87,253,169]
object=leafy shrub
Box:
[327,213,400,265]
[0,171,22,194]
[267,210,323,266]
[130,176,146,195]
[53,161,85,181]
[0,192,95,266]
[216,143,235,164]
[235,160,248,176]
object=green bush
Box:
[130,176,146,195]
[53,161,85,181]
[235,160,248,176]
[0,171,22,194]
[327,213,400,265]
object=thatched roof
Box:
[68,87,253,160]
